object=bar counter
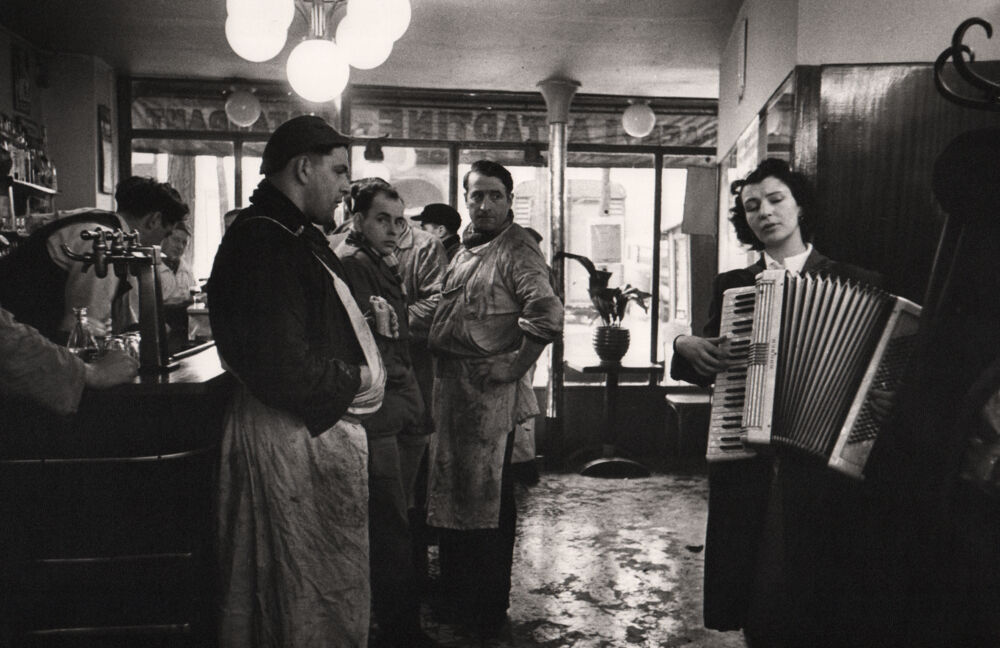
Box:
[1,345,233,646]
[2,344,233,460]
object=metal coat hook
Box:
[934,17,1000,112]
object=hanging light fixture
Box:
[622,100,656,139]
[287,0,351,103]
[224,0,410,104]
[225,89,263,127]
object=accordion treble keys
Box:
[706,269,921,479]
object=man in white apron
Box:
[427,159,563,637]
[208,116,385,648]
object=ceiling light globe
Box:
[336,14,394,69]
[227,0,295,29]
[287,39,351,103]
[226,14,287,62]
[622,101,656,139]
[347,0,412,41]
[225,90,263,127]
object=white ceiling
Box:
[1,0,741,99]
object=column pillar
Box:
[537,77,579,426]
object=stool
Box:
[664,393,711,465]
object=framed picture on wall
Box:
[11,44,31,114]
[97,105,114,194]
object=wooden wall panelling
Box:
[815,63,1000,303]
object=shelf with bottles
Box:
[3,178,57,233]
[10,178,57,195]
[1,114,57,190]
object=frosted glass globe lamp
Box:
[287,39,351,103]
[225,90,262,127]
[622,101,656,139]
[225,13,287,62]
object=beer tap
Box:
[61,227,171,374]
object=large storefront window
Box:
[125,80,717,388]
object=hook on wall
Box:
[934,17,1000,112]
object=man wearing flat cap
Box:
[412,202,462,261]
[208,115,386,647]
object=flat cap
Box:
[412,203,461,233]
[260,115,351,175]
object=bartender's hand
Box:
[674,335,731,377]
[83,350,139,389]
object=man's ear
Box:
[291,154,311,185]
[144,211,162,230]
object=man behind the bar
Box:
[207,115,385,647]
[0,176,189,342]
[427,159,563,637]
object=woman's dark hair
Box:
[347,177,403,215]
[462,159,514,194]
[114,176,190,226]
[728,158,818,251]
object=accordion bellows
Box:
[707,270,921,479]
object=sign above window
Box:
[349,104,716,147]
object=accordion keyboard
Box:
[706,286,758,462]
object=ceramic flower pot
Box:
[592,325,630,364]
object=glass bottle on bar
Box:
[66,307,100,362]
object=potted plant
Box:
[556,251,651,364]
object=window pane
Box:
[351,146,450,216]
[241,141,266,212]
[131,138,235,281]
[563,153,655,383]
[659,168,691,385]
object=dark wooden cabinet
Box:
[0,348,232,647]
[721,63,1000,304]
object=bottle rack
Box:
[1,114,57,233]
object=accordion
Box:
[706,269,921,479]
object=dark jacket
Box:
[207,180,363,436]
[441,233,461,262]
[336,236,423,437]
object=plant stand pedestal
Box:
[568,360,662,478]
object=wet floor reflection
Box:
[422,472,747,647]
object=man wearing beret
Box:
[412,202,462,261]
[208,115,386,647]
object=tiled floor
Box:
[420,471,747,648]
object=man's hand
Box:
[674,335,732,378]
[83,350,139,389]
[471,359,521,390]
